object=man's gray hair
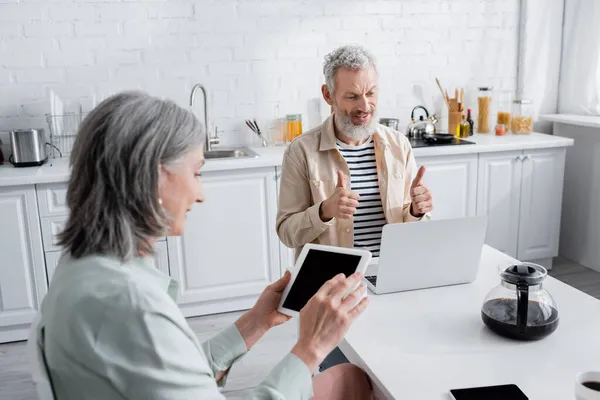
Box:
[58,91,204,261]
[323,45,377,94]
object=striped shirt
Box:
[336,136,385,257]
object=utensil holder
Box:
[448,111,462,137]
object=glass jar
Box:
[511,99,534,134]
[495,123,507,136]
[477,87,493,133]
[496,90,512,128]
[286,114,302,143]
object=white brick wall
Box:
[24,22,72,37]
[0,0,519,148]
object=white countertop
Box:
[340,245,600,400]
[540,113,600,129]
[0,146,289,187]
[0,132,573,187]
[412,132,572,157]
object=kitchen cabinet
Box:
[276,167,296,274]
[540,118,600,272]
[39,215,67,252]
[37,182,170,281]
[167,167,280,317]
[415,154,478,220]
[36,183,69,280]
[477,148,566,263]
[0,186,47,343]
[516,148,566,261]
[44,251,61,284]
[36,182,69,216]
[476,151,523,257]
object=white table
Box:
[340,246,600,399]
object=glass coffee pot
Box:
[482,263,559,340]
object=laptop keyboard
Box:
[365,275,377,287]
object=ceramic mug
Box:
[576,371,600,400]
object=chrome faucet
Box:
[190,83,219,152]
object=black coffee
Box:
[583,381,600,391]
[482,298,559,340]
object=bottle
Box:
[466,109,474,136]
[459,115,470,138]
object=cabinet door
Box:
[276,167,296,274]
[40,215,67,252]
[45,251,61,284]
[416,154,478,220]
[0,186,47,343]
[167,168,280,317]
[36,182,69,217]
[477,151,523,258]
[153,241,170,276]
[517,148,566,260]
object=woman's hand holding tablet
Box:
[289,269,370,373]
[277,244,372,317]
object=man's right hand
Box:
[319,171,360,222]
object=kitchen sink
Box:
[204,147,259,160]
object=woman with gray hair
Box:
[35,91,372,399]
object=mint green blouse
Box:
[38,253,313,399]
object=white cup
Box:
[576,371,600,400]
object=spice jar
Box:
[495,123,507,136]
[286,114,302,143]
[511,99,534,134]
[477,87,493,133]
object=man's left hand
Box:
[410,165,433,217]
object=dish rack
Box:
[45,113,87,158]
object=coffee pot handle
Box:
[516,282,529,334]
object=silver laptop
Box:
[364,216,488,294]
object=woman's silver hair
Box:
[58,91,204,261]
[323,45,377,94]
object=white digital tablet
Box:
[277,244,372,318]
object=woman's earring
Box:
[158,198,163,205]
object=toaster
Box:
[9,129,48,167]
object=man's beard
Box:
[334,109,379,141]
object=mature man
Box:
[276,45,433,259]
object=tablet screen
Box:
[282,249,363,312]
